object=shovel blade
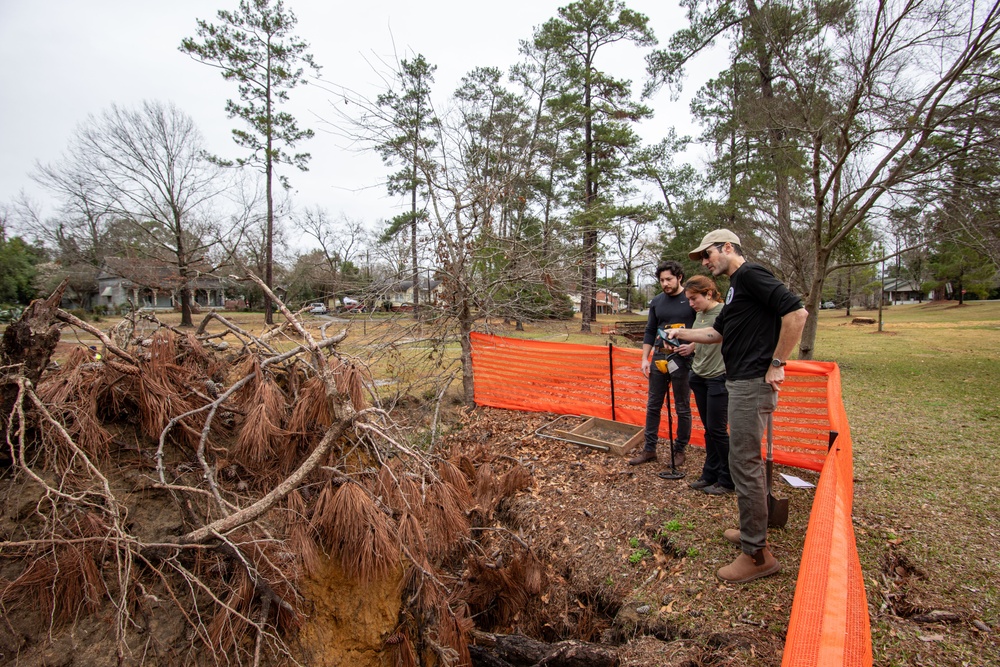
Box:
[767,494,789,528]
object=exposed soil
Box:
[439,407,815,666]
[0,390,807,667]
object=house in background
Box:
[96,258,228,311]
[566,290,622,315]
[568,293,581,313]
[596,288,622,315]
[377,277,443,309]
[882,278,925,305]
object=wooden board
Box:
[554,416,643,456]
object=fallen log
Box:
[469,629,619,667]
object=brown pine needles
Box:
[233,374,288,472]
[2,295,549,665]
[322,481,400,584]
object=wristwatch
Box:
[771,358,786,368]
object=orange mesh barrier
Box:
[781,363,873,667]
[472,333,834,472]
[470,333,872,666]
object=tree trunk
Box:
[746,0,795,276]
[179,280,194,328]
[459,292,475,407]
[175,210,194,328]
[846,270,853,317]
[798,246,833,360]
[581,57,594,334]
[411,161,420,321]
[581,229,597,333]
[264,62,275,326]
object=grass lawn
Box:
[814,302,1000,664]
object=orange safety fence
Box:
[470,332,872,667]
[472,333,833,472]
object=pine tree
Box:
[533,0,656,332]
[180,0,320,324]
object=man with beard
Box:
[669,230,807,583]
[631,260,696,470]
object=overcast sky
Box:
[0,0,726,235]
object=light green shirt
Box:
[691,302,725,379]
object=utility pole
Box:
[878,243,885,333]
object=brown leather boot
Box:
[671,449,686,467]
[723,528,741,546]
[628,449,657,465]
[717,548,780,583]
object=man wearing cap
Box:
[668,229,807,583]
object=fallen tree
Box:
[0,279,540,665]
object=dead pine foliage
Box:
[0,281,545,666]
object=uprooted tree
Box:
[0,280,560,665]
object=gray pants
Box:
[726,377,778,554]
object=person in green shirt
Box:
[684,275,734,495]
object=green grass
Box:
[813,302,1000,665]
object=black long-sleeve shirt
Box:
[643,290,695,350]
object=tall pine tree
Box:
[534,0,655,332]
[181,0,320,324]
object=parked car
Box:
[307,302,328,314]
[339,297,363,313]
[820,301,836,309]
[391,302,414,312]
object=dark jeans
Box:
[690,372,733,488]
[643,354,691,453]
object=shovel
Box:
[766,413,789,528]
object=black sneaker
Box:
[688,477,714,490]
[702,483,735,496]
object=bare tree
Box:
[606,204,658,312]
[650,0,1000,358]
[36,101,226,326]
[788,0,1000,356]
[293,207,368,308]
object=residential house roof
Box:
[98,257,227,290]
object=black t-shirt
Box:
[643,290,696,353]
[712,263,803,380]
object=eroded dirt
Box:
[439,407,816,666]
